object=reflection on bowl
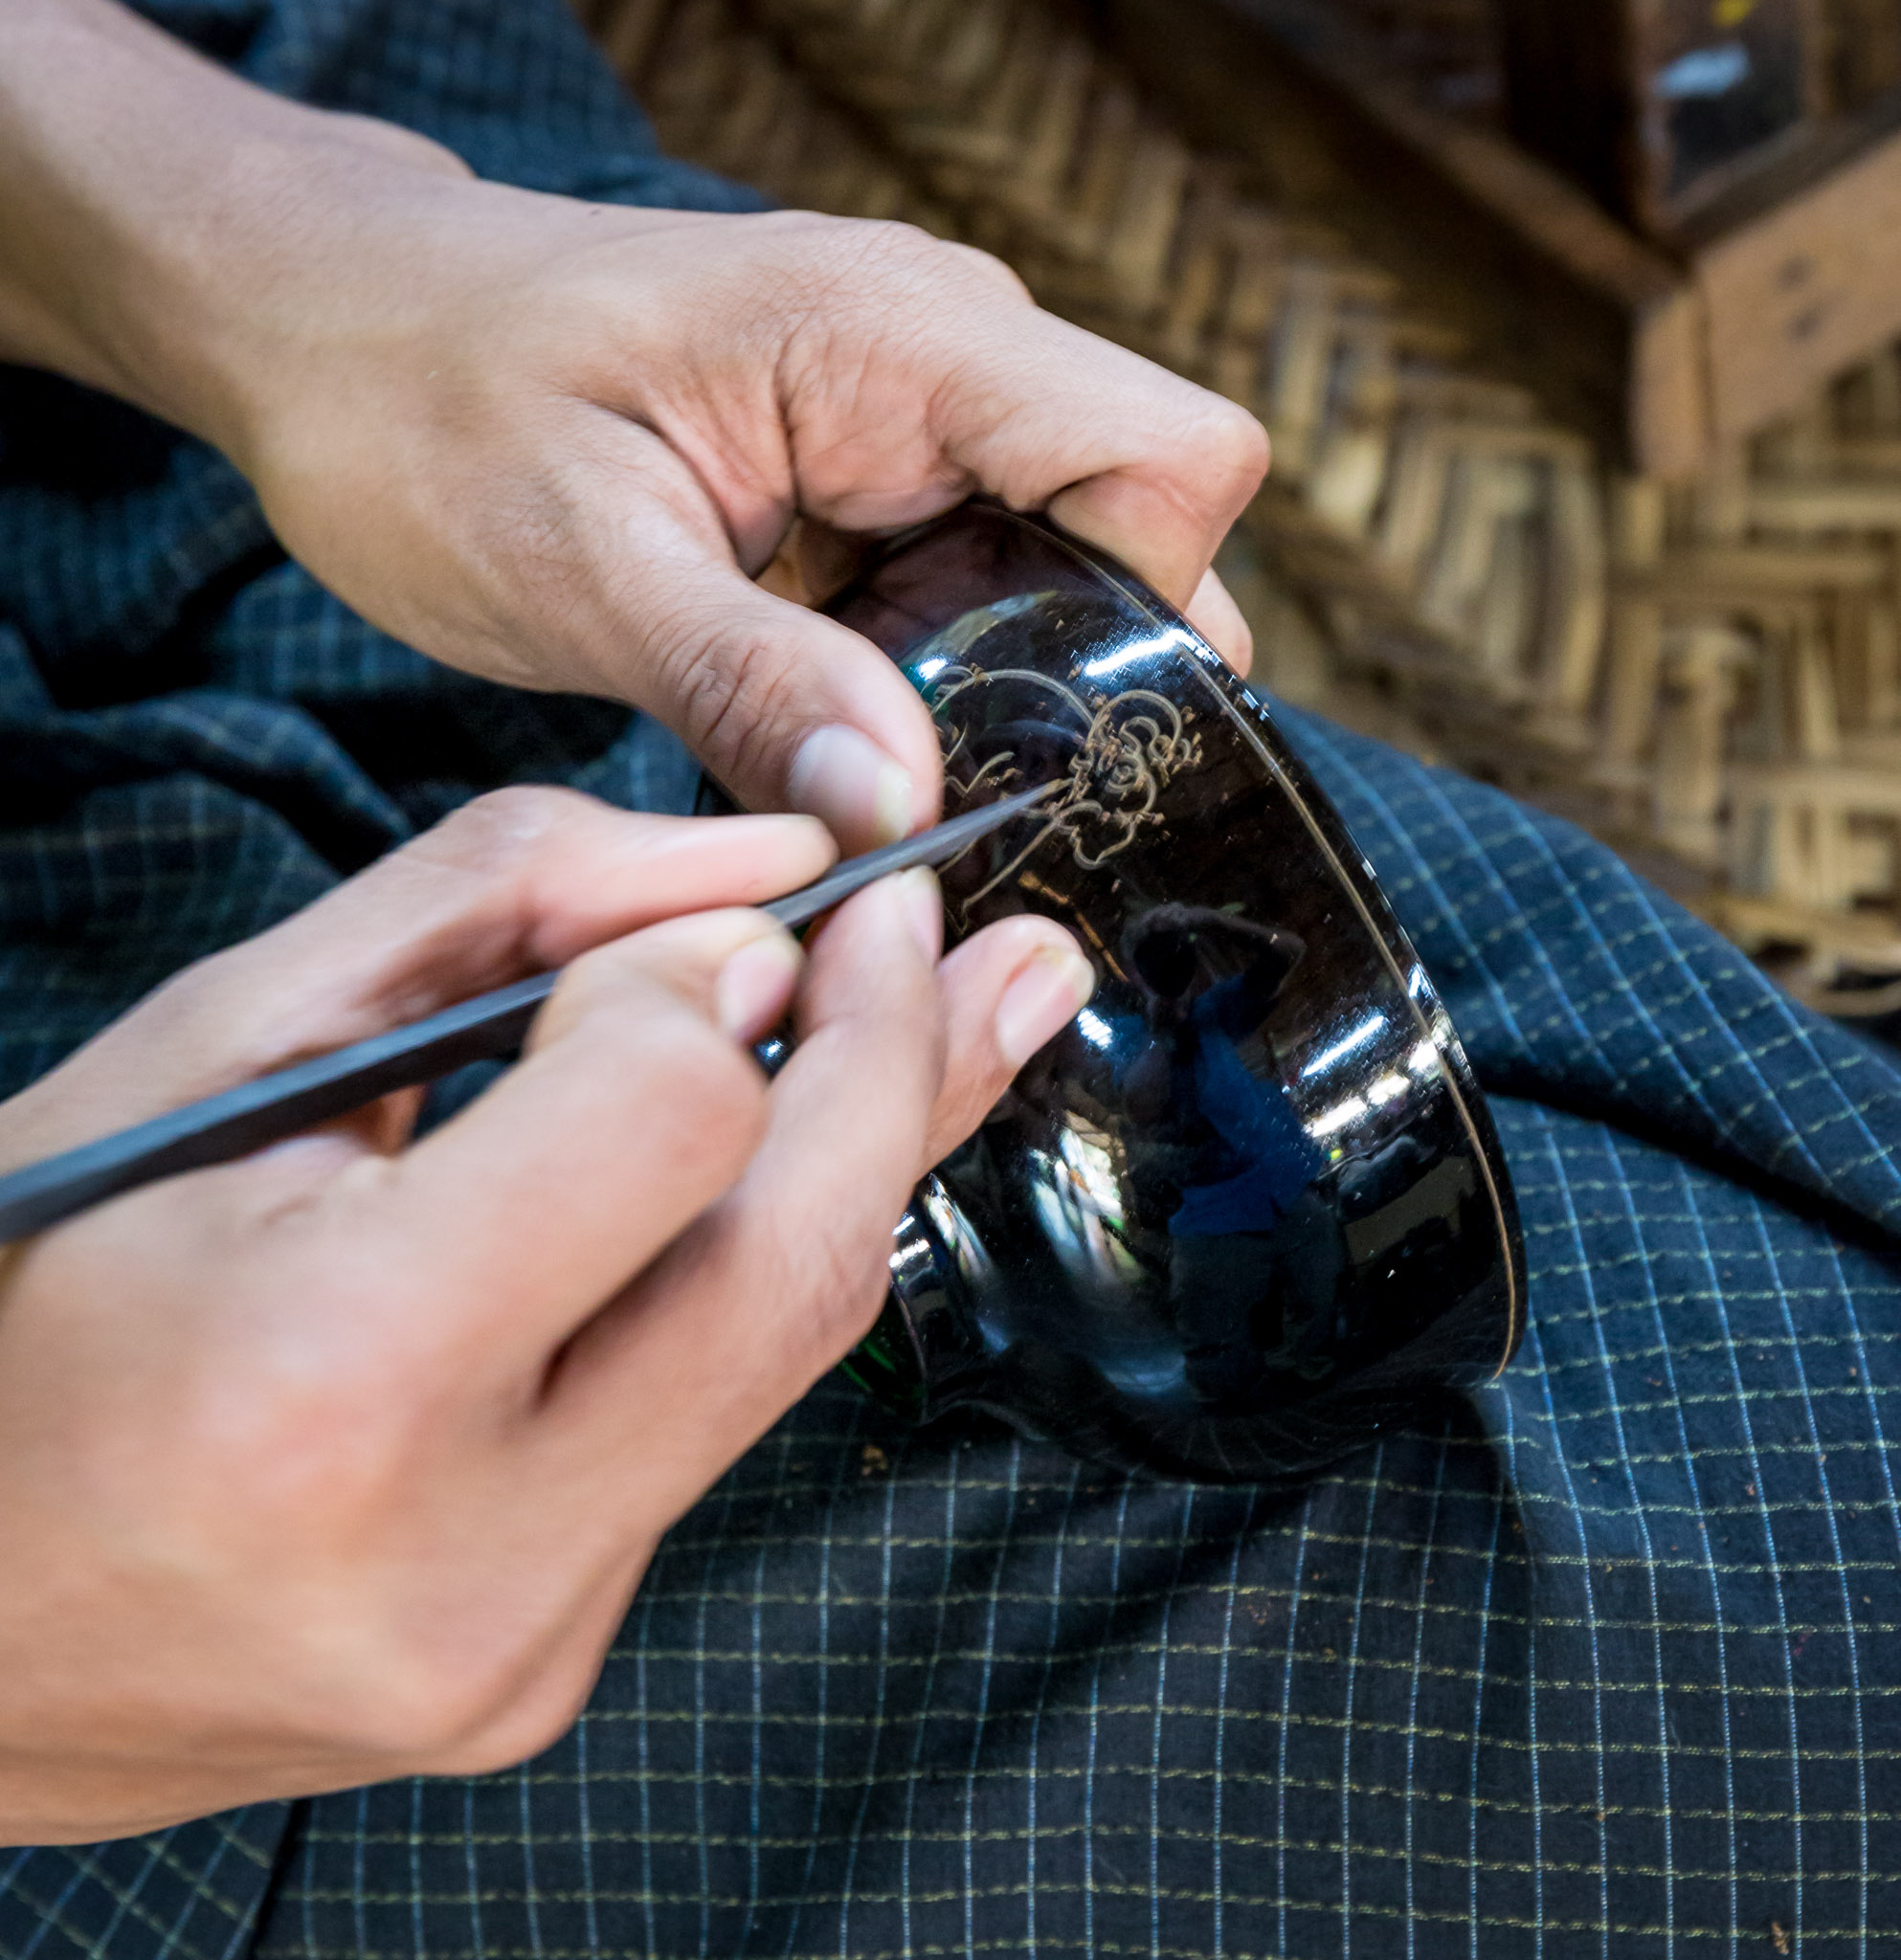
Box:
[828,502,1524,1484]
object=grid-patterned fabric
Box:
[3,3,1901,1955]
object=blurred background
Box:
[578,0,1901,1030]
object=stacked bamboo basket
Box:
[580,0,1901,1011]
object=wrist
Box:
[128,125,478,464]
[0,0,468,456]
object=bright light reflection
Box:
[1366,1072,1409,1108]
[1075,1007,1114,1050]
[1300,1013,1385,1079]
[1081,631,1194,680]
[921,1185,995,1288]
[1657,42,1749,99]
[913,656,949,682]
[1028,1126,1142,1288]
[1058,1125,1126,1224]
[1308,1096,1367,1139]
[1408,1039,1440,1076]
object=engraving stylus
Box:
[0,784,1056,1243]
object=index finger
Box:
[545,871,946,1514]
[0,791,834,1159]
[925,285,1268,616]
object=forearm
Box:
[0,2,1263,830]
[0,0,465,450]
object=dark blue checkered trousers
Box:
[3,3,1899,1953]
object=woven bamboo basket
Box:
[579,0,1901,1013]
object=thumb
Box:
[648,560,944,850]
[592,473,945,850]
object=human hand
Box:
[0,789,1095,1843]
[0,0,1268,849]
[210,193,1267,847]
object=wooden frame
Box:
[1496,0,1824,238]
[1097,0,1901,479]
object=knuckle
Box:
[796,1223,894,1355]
[782,213,978,309]
[660,615,807,783]
[122,949,248,1052]
[423,785,599,875]
[937,239,1033,304]
[303,1603,571,1764]
[123,927,305,1058]
[1196,399,1272,484]
[339,1611,624,1774]
[335,1652,520,1762]
[823,213,941,274]
[191,1369,420,1529]
[761,1159,924,1362]
[430,1670,599,1779]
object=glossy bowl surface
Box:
[824,503,1524,1483]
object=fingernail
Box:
[714,930,803,1041]
[788,725,914,847]
[896,866,943,963]
[996,945,1096,1067]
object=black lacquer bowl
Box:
[826,502,1524,1484]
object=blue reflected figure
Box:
[1118,906,1342,1405]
